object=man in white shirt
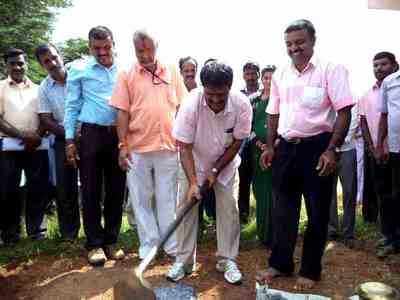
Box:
[0,48,49,244]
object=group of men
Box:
[0,18,399,289]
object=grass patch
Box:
[0,190,380,267]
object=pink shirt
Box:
[359,84,388,151]
[266,57,355,139]
[172,88,252,186]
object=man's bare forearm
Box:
[116,109,129,144]
[377,113,388,149]
[39,114,64,137]
[266,114,279,148]
[213,139,242,173]
[179,142,197,185]
[360,116,374,150]
[0,117,24,138]
[327,106,352,149]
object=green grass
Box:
[0,214,140,267]
[0,191,379,268]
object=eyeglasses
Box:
[143,62,170,86]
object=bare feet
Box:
[255,267,284,285]
[295,276,316,289]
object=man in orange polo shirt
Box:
[110,29,187,259]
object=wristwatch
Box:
[326,145,338,154]
[211,167,219,175]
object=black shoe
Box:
[327,233,339,241]
[30,233,46,241]
[2,236,20,246]
[343,238,358,249]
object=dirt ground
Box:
[1,239,400,300]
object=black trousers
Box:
[79,123,126,250]
[238,141,253,219]
[362,150,379,223]
[54,138,80,239]
[0,150,49,242]
[269,132,334,281]
[198,188,216,224]
[387,153,400,240]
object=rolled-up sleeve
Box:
[233,95,252,140]
[266,77,280,115]
[110,70,130,112]
[64,65,84,139]
[327,64,355,111]
[172,94,197,144]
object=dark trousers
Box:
[198,188,216,225]
[238,141,253,219]
[269,133,334,281]
[362,150,379,223]
[54,138,80,239]
[381,152,400,241]
[79,123,126,250]
[0,150,49,242]
[328,149,357,239]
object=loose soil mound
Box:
[1,240,400,299]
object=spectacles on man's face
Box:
[143,62,170,85]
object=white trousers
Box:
[176,167,240,264]
[127,150,178,258]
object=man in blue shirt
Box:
[64,26,126,266]
[36,43,81,242]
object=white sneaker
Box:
[166,262,194,282]
[216,259,242,285]
[139,246,151,260]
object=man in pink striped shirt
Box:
[258,19,355,289]
[169,61,252,285]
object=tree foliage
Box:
[0,0,72,82]
[58,37,89,65]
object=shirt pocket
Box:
[224,127,234,148]
[302,86,325,108]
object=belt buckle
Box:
[288,137,301,144]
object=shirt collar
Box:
[7,76,32,88]
[201,90,233,116]
[46,71,68,87]
[393,70,400,79]
[372,82,380,90]
[88,56,116,70]
[291,55,318,75]
[241,86,259,96]
[135,60,166,76]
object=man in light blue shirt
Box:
[36,43,80,242]
[63,26,126,266]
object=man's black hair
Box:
[3,48,26,63]
[373,51,397,65]
[88,26,114,41]
[285,19,316,41]
[34,43,60,64]
[179,56,198,71]
[243,61,260,74]
[200,61,233,88]
[204,58,217,66]
[261,65,276,77]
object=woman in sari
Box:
[251,65,276,246]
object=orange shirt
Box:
[110,62,187,153]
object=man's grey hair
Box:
[133,29,158,48]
